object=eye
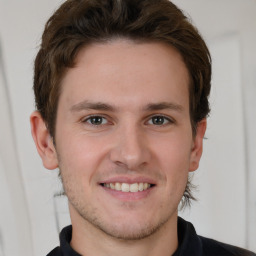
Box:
[83,116,108,126]
[148,115,173,126]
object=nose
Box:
[109,124,151,170]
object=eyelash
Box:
[81,114,174,127]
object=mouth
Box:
[100,182,155,193]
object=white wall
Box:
[180,34,247,246]
[0,0,255,255]
[172,1,256,250]
[0,1,64,255]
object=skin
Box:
[31,40,206,256]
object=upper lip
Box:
[99,176,156,185]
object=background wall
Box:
[0,0,255,255]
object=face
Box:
[33,40,205,240]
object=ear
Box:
[189,119,207,172]
[30,111,58,170]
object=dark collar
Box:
[59,225,81,256]
[173,217,203,256]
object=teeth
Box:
[130,183,139,192]
[115,182,122,191]
[144,183,149,190]
[138,182,144,191]
[103,182,152,192]
[121,183,130,192]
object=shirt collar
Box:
[173,217,203,256]
[60,225,81,256]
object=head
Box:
[34,0,211,138]
[32,0,211,224]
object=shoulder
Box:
[199,236,256,256]
[46,246,62,256]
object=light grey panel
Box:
[53,193,71,233]
[0,41,33,256]
[180,34,247,247]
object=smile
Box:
[101,182,153,193]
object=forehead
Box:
[59,39,190,112]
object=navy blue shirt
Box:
[47,218,256,256]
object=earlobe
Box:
[30,111,58,170]
[189,119,207,172]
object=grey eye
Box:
[149,116,170,125]
[87,116,107,125]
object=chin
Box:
[95,221,164,240]
[83,210,173,241]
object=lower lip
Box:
[100,185,154,201]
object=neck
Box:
[70,207,178,256]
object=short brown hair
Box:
[33,0,211,207]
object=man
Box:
[30,0,255,255]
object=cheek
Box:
[153,134,192,188]
[57,138,101,200]
[154,133,192,167]
[56,133,110,179]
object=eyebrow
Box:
[70,100,184,113]
[143,102,184,112]
[70,100,115,112]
